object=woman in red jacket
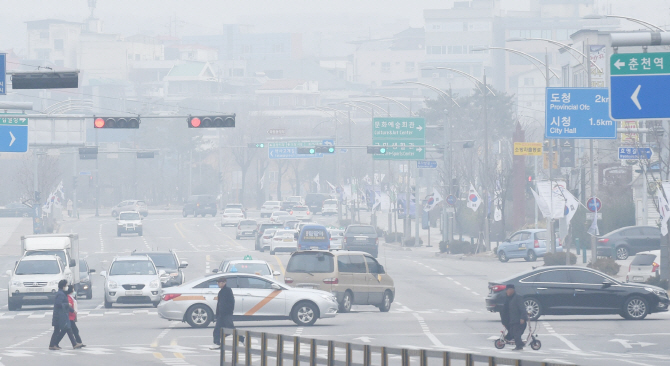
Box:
[66,286,85,349]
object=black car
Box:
[254,222,284,250]
[485,266,669,321]
[305,193,329,213]
[75,259,95,299]
[343,225,379,257]
[0,202,35,217]
[596,226,661,260]
[131,250,188,287]
[183,195,217,217]
[280,201,297,211]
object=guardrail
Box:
[218,328,575,366]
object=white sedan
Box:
[270,211,290,223]
[270,230,298,255]
[221,208,245,226]
[289,205,312,221]
[157,273,339,328]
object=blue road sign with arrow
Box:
[0,116,29,153]
[618,147,653,160]
[610,52,670,119]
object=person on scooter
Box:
[500,284,528,350]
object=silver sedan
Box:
[157,273,339,328]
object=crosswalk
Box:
[0,309,158,320]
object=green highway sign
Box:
[610,52,670,75]
[0,117,28,125]
[372,117,425,160]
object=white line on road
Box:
[542,321,580,351]
[471,292,480,296]
[436,272,444,276]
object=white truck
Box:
[17,234,81,293]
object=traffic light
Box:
[248,143,265,148]
[187,115,236,128]
[79,147,98,160]
[367,146,387,154]
[89,176,94,188]
[315,145,335,154]
[297,147,316,154]
[94,117,140,129]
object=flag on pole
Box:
[531,188,551,218]
[313,174,320,192]
[467,184,481,212]
[658,192,670,236]
[424,188,443,212]
[260,172,265,189]
[327,180,336,193]
[372,191,381,210]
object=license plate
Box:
[356,238,367,241]
[126,290,143,295]
[26,288,43,292]
[633,276,644,281]
[310,246,320,250]
[519,246,526,249]
[284,239,293,242]
[243,232,251,235]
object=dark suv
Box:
[183,195,217,217]
[343,225,379,257]
[131,250,188,287]
[596,226,661,260]
[305,193,329,213]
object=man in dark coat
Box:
[211,277,244,350]
[500,284,528,350]
[49,280,73,350]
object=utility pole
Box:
[442,108,450,245]
[587,40,598,263]
[95,129,99,217]
[546,50,556,253]
[405,160,411,243]
[483,71,490,250]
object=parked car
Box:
[255,222,284,250]
[236,219,257,240]
[183,195,217,217]
[305,193,329,213]
[485,266,670,320]
[297,224,331,251]
[285,250,395,313]
[221,208,245,226]
[131,250,188,287]
[496,229,562,262]
[0,202,35,217]
[289,205,312,221]
[597,226,661,260]
[626,250,661,283]
[321,199,338,216]
[111,200,148,217]
[260,201,281,218]
[343,225,379,257]
[75,259,95,299]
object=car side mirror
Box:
[212,269,219,273]
[273,271,281,276]
[159,270,166,276]
[179,261,189,269]
[5,269,11,276]
[99,271,107,277]
[271,283,282,290]
[89,269,96,274]
[602,281,612,289]
[69,259,76,267]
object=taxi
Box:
[157,273,339,327]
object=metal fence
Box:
[218,328,575,366]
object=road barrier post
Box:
[220,328,225,366]
[575,237,580,255]
[277,334,284,366]
[245,331,251,366]
[232,329,238,366]
[293,336,300,366]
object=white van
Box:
[6,255,71,310]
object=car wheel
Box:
[7,297,20,311]
[291,301,318,326]
[523,297,541,320]
[111,211,118,217]
[498,251,509,262]
[104,298,113,309]
[378,291,392,312]
[86,290,92,300]
[185,304,213,328]
[182,210,188,218]
[138,230,143,236]
[526,250,537,262]
[339,291,353,313]
[623,296,649,320]
[616,246,629,260]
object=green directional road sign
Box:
[0,117,28,125]
[610,52,670,75]
[372,117,425,160]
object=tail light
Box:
[264,235,272,239]
[629,264,632,273]
[290,211,293,215]
[223,214,229,217]
[323,278,338,284]
[162,293,180,301]
[284,277,294,284]
[306,211,310,215]
[534,240,539,248]
[343,237,347,244]
[598,238,609,244]
[490,284,506,292]
[652,262,660,273]
[375,238,379,245]
[274,238,281,241]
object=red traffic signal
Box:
[93,117,140,129]
[187,115,236,128]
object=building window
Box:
[524,77,534,86]
[448,46,463,54]
[232,68,244,77]
[381,62,391,72]
[269,96,280,107]
[272,44,284,53]
[54,39,64,50]
[40,31,49,39]
[427,46,444,55]
[405,62,415,73]
[541,30,552,39]
[556,29,569,40]
[242,45,252,54]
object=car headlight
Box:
[11,281,22,287]
[646,287,669,298]
[149,280,160,288]
[320,294,337,303]
[108,280,118,289]
[48,280,60,286]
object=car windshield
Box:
[110,261,156,275]
[25,250,66,264]
[120,212,140,220]
[240,220,256,226]
[264,229,277,236]
[275,230,295,237]
[293,206,308,211]
[264,201,280,206]
[286,252,334,273]
[631,254,657,266]
[346,226,376,235]
[224,209,242,214]
[15,260,60,275]
[226,263,271,275]
[144,253,177,268]
[137,201,147,206]
[324,200,337,205]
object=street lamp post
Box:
[583,14,666,32]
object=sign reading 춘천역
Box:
[610,52,670,120]
[545,88,615,139]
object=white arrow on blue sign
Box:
[618,147,653,160]
[0,120,29,153]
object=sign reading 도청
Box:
[545,88,615,139]
[513,142,542,156]
[372,117,425,160]
[610,52,670,119]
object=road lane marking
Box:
[153,352,164,359]
[542,321,580,351]
[274,256,286,275]
[174,222,187,239]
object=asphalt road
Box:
[0,212,669,366]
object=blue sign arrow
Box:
[416,160,437,169]
[0,125,28,153]
[618,147,653,160]
[610,74,670,119]
[546,88,615,139]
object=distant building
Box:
[255,79,319,109]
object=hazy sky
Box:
[1,0,669,53]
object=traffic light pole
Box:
[72,149,78,219]
[95,128,99,217]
